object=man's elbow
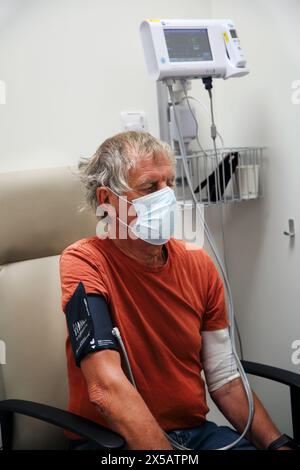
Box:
[210,376,243,401]
[88,381,115,415]
[87,371,129,416]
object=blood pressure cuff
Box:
[65,281,119,367]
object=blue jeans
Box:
[68,420,257,450]
[166,420,257,450]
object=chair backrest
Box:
[0,166,97,449]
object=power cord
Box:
[202,77,244,360]
[167,78,254,450]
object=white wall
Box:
[0,0,211,172]
[210,0,300,435]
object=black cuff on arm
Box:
[65,282,119,367]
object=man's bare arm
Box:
[210,377,289,449]
[81,349,173,450]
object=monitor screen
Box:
[163,28,213,62]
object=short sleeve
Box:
[202,255,229,331]
[59,246,110,313]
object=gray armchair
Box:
[0,167,298,450]
[0,166,114,449]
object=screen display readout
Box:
[230,29,238,38]
[163,28,213,62]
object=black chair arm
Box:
[0,399,125,450]
[241,360,300,388]
[241,360,300,443]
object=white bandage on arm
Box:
[201,328,240,393]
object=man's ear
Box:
[95,187,117,222]
[96,187,110,206]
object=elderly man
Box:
[60,131,288,451]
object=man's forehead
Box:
[128,154,175,184]
[136,171,175,186]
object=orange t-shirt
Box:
[59,236,228,439]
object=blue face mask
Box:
[111,186,178,245]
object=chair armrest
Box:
[241,360,300,388]
[0,399,125,450]
[241,360,300,443]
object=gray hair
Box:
[78,131,175,212]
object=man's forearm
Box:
[88,378,173,450]
[211,377,282,449]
